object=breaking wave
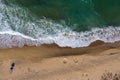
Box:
[0,27,120,48]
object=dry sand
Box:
[0,40,120,80]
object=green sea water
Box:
[4,0,120,31]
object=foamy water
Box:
[0,27,120,48]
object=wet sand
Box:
[0,40,120,80]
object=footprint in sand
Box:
[73,58,78,63]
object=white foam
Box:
[0,31,54,48]
[0,26,120,48]
[53,26,120,48]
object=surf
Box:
[0,0,120,48]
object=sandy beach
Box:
[0,40,120,80]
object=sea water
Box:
[0,0,120,48]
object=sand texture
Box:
[0,40,120,80]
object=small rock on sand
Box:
[63,58,68,64]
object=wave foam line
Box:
[0,26,120,48]
[0,31,54,48]
[53,26,120,48]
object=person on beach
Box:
[10,62,15,73]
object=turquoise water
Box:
[0,0,120,48]
[4,0,120,30]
